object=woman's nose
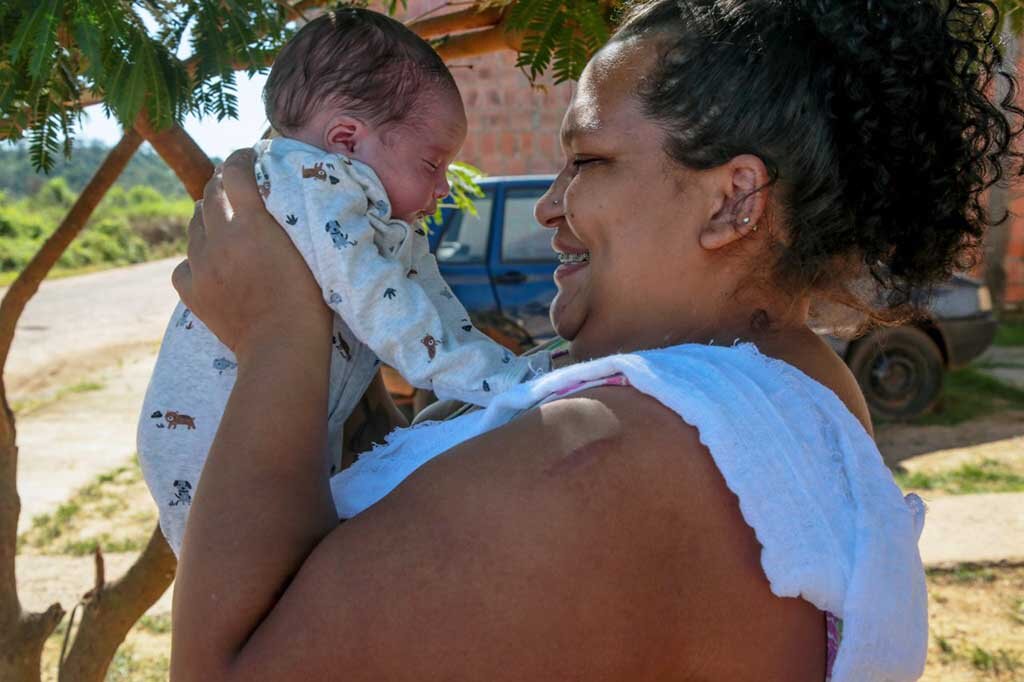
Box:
[535,173,568,229]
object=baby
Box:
[138,8,548,555]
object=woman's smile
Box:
[554,250,591,278]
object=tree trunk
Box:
[0,130,143,682]
[58,528,176,682]
[134,118,215,201]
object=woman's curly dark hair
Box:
[614,0,1024,322]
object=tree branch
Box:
[134,117,215,201]
[59,526,176,682]
[0,130,142,682]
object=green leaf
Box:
[8,0,62,86]
[28,91,61,172]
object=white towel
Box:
[331,342,928,681]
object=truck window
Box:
[501,188,554,262]
[436,196,493,264]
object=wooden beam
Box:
[407,6,504,38]
[434,24,522,61]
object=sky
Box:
[77,72,270,159]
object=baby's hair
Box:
[263,7,458,134]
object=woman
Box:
[169,1,1020,680]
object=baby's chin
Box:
[395,213,422,224]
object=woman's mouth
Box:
[557,252,590,265]
[554,250,590,281]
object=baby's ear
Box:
[324,115,366,155]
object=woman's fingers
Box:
[175,201,206,313]
[221,149,263,213]
[203,165,232,235]
[186,200,206,260]
[171,259,193,307]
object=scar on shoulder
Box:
[543,435,621,478]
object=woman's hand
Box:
[172,149,331,362]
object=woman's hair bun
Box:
[616,0,1024,319]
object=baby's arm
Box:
[259,146,545,405]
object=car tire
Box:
[847,326,945,421]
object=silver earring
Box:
[741,217,750,224]
[553,199,560,206]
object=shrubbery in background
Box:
[0,142,195,200]
[0,177,191,274]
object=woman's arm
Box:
[170,155,340,673]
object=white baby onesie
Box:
[138,137,549,555]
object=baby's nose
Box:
[434,176,451,200]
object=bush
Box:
[0,177,190,274]
[58,219,149,269]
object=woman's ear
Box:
[700,154,769,251]
[324,116,367,155]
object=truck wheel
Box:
[847,326,944,421]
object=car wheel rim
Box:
[868,351,919,408]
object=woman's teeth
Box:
[558,251,590,264]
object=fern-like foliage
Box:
[506,0,613,84]
[0,0,291,171]
[0,0,620,172]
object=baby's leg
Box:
[137,302,236,556]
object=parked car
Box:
[385,175,998,421]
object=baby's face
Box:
[354,93,468,223]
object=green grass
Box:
[994,322,1024,347]
[104,644,170,682]
[926,563,999,584]
[11,379,105,416]
[929,626,1022,675]
[137,614,172,635]
[913,367,1024,426]
[0,263,120,288]
[969,646,1021,674]
[0,242,185,288]
[896,460,1024,495]
[60,535,144,557]
[17,459,156,554]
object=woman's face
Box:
[535,39,727,360]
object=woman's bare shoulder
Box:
[224,386,822,681]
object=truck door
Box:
[434,191,502,328]
[491,184,559,345]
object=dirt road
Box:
[5,259,181,533]
[2,257,181,400]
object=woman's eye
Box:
[572,157,599,170]
[424,160,440,171]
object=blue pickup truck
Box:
[395,175,998,420]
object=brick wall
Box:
[997,49,1024,308]
[1005,200,1024,305]
[403,0,571,175]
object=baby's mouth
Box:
[557,251,591,265]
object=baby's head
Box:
[264,8,467,222]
